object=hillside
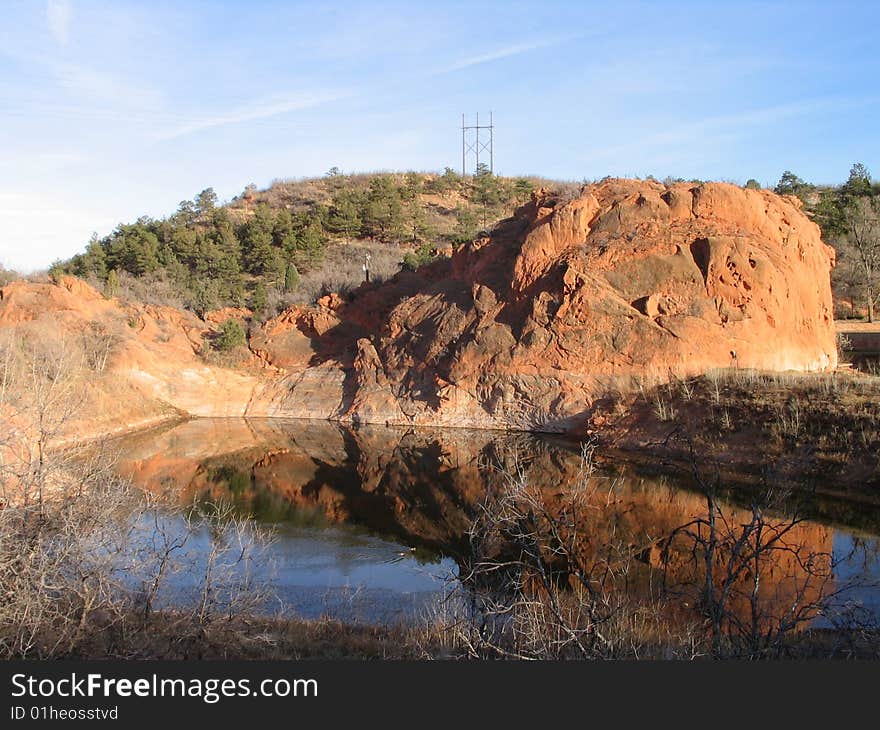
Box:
[39,163,880,333]
[53,169,578,317]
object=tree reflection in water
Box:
[111,418,880,656]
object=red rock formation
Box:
[0,179,838,439]
[0,277,264,445]
[258,179,837,430]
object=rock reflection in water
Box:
[109,418,879,630]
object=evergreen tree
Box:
[251,282,268,318]
[361,176,404,242]
[73,234,107,278]
[472,165,503,225]
[774,170,813,200]
[169,226,198,266]
[513,177,535,203]
[815,163,874,236]
[402,172,423,201]
[106,223,161,276]
[293,222,326,270]
[214,318,246,351]
[195,188,218,220]
[211,209,243,273]
[842,163,872,199]
[174,199,198,228]
[452,205,479,246]
[284,262,301,292]
[328,190,362,242]
[105,269,120,297]
[242,205,280,276]
[273,209,296,247]
[48,260,66,282]
[190,278,220,316]
[430,167,462,195]
[407,197,428,243]
[161,246,189,287]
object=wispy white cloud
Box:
[438,37,572,74]
[154,90,351,141]
[46,0,72,46]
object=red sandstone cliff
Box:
[0,179,837,440]
[252,179,837,430]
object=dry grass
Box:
[591,368,880,527]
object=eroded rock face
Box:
[255,179,837,431]
[0,179,837,438]
[0,277,263,445]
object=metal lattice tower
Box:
[461,112,494,176]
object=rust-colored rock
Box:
[203,307,252,324]
[258,179,837,430]
[0,180,838,439]
[0,277,263,444]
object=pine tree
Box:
[214,318,246,351]
[284,262,301,292]
[293,222,326,270]
[513,178,534,203]
[74,234,107,278]
[105,269,120,298]
[251,282,268,318]
[242,205,279,276]
[195,188,218,220]
[328,190,362,242]
[361,176,404,242]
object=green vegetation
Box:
[50,163,878,325]
[401,243,438,272]
[55,171,546,318]
[213,318,246,351]
[774,163,880,322]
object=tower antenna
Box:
[461,112,494,176]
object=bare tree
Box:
[447,438,879,660]
[839,197,880,322]
[453,444,698,659]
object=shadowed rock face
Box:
[0,179,837,439]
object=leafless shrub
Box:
[0,465,135,658]
[771,399,803,440]
[0,266,19,287]
[445,439,878,660]
[289,242,404,306]
[448,444,699,659]
[110,270,188,310]
[654,391,677,422]
[659,443,872,658]
[0,335,276,658]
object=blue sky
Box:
[1,0,878,272]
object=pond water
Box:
[109,417,880,627]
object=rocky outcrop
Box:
[0,276,264,446]
[253,179,837,431]
[0,179,838,439]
